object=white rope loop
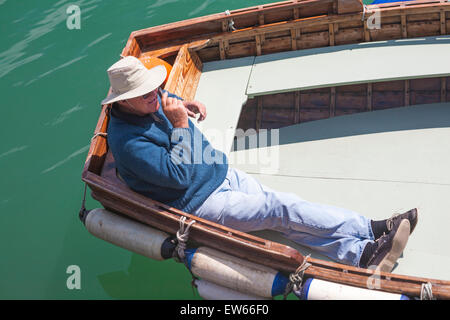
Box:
[175,216,196,262]
[91,132,107,142]
[420,282,435,300]
[224,9,236,31]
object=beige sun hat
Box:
[101,56,167,105]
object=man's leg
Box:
[194,167,374,267]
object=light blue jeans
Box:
[194,167,375,267]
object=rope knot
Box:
[283,255,311,299]
[420,282,435,300]
[174,216,196,262]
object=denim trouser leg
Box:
[194,167,375,267]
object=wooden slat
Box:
[367,82,372,111]
[256,96,263,130]
[401,12,408,38]
[164,44,203,100]
[256,35,263,56]
[294,91,301,123]
[404,80,410,106]
[222,19,228,32]
[329,23,335,46]
[363,17,371,42]
[330,87,336,116]
[293,7,300,20]
[219,40,226,60]
[180,50,203,102]
[291,28,298,50]
[441,9,447,34]
[442,77,447,102]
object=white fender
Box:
[299,278,410,300]
[185,247,289,298]
[85,208,174,260]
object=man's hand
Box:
[183,100,207,122]
[161,92,189,128]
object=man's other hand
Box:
[161,92,189,128]
[183,100,207,122]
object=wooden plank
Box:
[256,96,263,130]
[219,40,226,60]
[442,77,447,102]
[256,35,262,56]
[337,0,363,14]
[329,23,335,46]
[441,9,447,34]
[367,82,372,111]
[140,39,210,59]
[401,13,408,38]
[293,7,300,20]
[294,91,301,123]
[404,80,410,106]
[291,28,298,50]
[363,18,371,42]
[163,44,201,99]
[180,50,203,102]
[330,87,336,116]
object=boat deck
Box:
[230,102,450,280]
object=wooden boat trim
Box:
[121,0,450,63]
[82,169,304,273]
[305,257,450,299]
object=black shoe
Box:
[387,208,418,235]
[366,219,411,273]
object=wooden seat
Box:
[193,56,255,155]
[246,36,450,98]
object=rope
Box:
[173,216,198,297]
[224,10,236,31]
[78,183,89,223]
[91,132,107,142]
[420,282,435,300]
[283,254,312,300]
[174,216,196,262]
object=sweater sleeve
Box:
[122,127,194,190]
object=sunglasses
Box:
[143,88,161,100]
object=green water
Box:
[0,0,373,299]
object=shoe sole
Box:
[410,208,418,235]
[375,219,411,274]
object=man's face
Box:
[123,88,159,115]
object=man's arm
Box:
[122,131,193,190]
[161,89,207,122]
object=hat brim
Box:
[101,65,167,105]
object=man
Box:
[102,56,418,272]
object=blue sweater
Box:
[107,90,228,213]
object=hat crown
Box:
[101,56,166,105]
[107,56,148,95]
